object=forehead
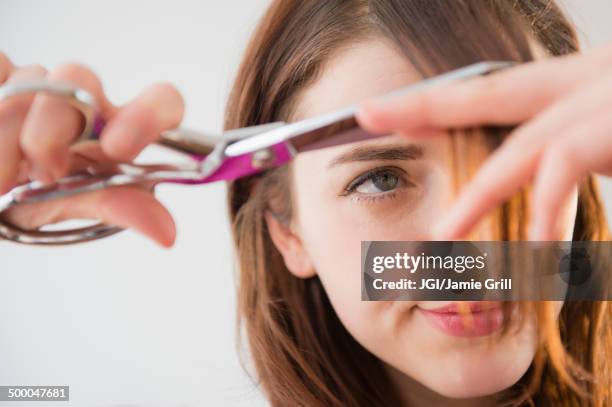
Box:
[292,35,549,121]
[288,36,451,183]
[292,37,421,120]
[290,36,447,168]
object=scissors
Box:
[0,61,515,245]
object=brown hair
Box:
[224,1,612,406]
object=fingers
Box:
[428,107,564,239]
[354,47,612,240]
[430,137,541,240]
[528,141,581,241]
[95,186,176,247]
[0,65,48,193]
[530,106,612,241]
[12,61,184,185]
[356,47,612,135]
[100,82,184,161]
[2,185,176,247]
[20,63,115,183]
[357,68,551,132]
[0,56,183,246]
[430,72,612,239]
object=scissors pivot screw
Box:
[251,148,276,170]
[0,61,516,245]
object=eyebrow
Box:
[327,144,424,168]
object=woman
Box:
[0,0,611,406]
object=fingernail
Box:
[158,226,176,249]
[157,213,177,249]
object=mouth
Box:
[416,302,504,338]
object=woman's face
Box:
[267,38,577,401]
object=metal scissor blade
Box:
[157,121,287,157]
[223,105,357,157]
[223,61,516,157]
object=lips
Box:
[416,301,504,337]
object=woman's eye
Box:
[355,171,400,194]
[344,167,413,198]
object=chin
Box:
[413,344,536,399]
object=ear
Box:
[264,211,316,278]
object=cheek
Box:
[291,155,540,397]
[295,158,452,275]
[292,159,452,337]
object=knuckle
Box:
[20,137,47,160]
[19,127,60,161]
[51,62,91,79]
[49,62,103,95]
[20,133,45,159]
[3,200,61,230]
[20,140,68,177]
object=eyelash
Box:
[341,166,415,203]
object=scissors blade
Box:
[223,61,516,158]
[157,121,287,157]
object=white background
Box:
[0,1,611,406]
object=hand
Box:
[0,53,184,247]
[356,43,612,241]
